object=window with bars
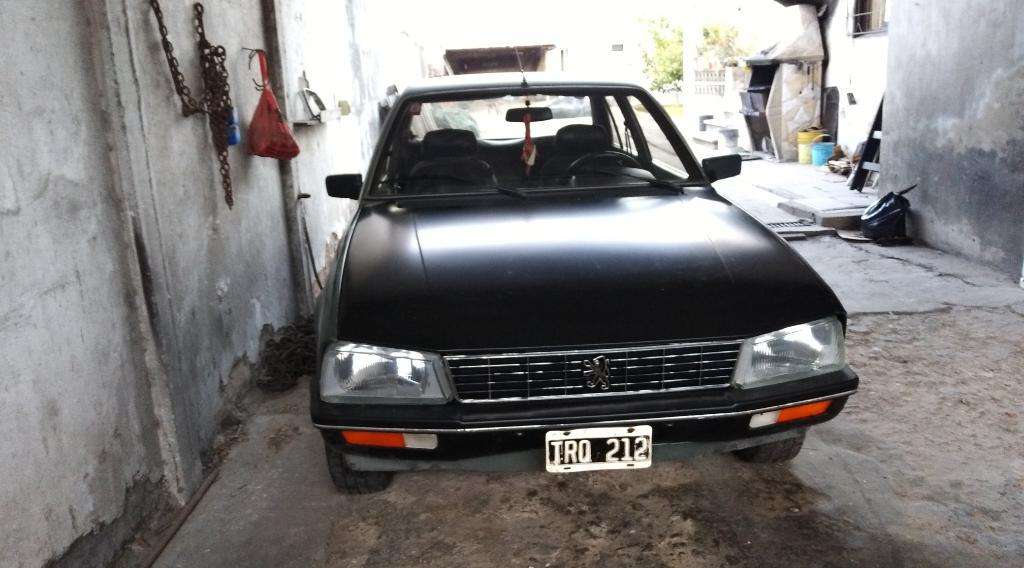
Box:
[852,0,887,36]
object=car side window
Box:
[626,95,688,176]
[604,97,637,157]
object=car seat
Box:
[407,129,496,192]
[537,124,609,178]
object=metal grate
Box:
[445,340,742,402]
[766,219,815,229]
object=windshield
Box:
[370,89,700,197]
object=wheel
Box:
[324,443,393,494]
[733,432,806,463]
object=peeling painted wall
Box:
[0,3,166,566]
[0,0,420,565]
[884,1,1024,278]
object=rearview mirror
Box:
[505,107,553,123]
[325,174,362,199]
[701,154,742,183]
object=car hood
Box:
[337,191,844,352]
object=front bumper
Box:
[340,428,809,472]
[313,367,857,471]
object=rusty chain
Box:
[149,0,235,207]
[193,3,235,207]
[148,0,201,116]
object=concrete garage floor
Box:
[153,179,1024,567]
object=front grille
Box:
[445,340,742,402]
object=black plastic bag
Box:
[861,184,917,240]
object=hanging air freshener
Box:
[521,101,536,175]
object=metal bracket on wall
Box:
[293,71,349,126]
[299,88,326,123]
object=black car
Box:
[313,74,857,493]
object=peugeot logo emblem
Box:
[583,355,611,390]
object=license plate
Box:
[545,425,652,473]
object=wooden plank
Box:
[849,98,884,192]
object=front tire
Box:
[733,432,805,463]
[324,443,393,494]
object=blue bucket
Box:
[811,142,835,166]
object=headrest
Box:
[421,129,478,159]
[555,124,608,153]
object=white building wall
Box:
[274,0,429,288]
[823,0,889,155]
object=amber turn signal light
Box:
[341,430,438,449]
[777,401,832,422]
[748,400,832,429]
[341,431,406,448]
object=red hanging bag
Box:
[248,50,300,160]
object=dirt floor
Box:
[150,172,1024,567]
[315,300,1024,568]
[153,304,1024,568]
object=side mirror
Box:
[325,174,362,199]
[701,154,742,183]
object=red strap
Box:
[521,113,535,174]
[522,113,532,150]
[257,50,269,87]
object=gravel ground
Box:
[150,225,1024,568]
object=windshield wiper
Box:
[494,185,528,199]
[390,174,528,199]
[587,169,687,193]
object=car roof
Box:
[400,72,646,98]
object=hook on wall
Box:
[242,47,267,91]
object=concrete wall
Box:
[0,3,167,565]
[118,0,300,494]
[822,0,888,155]
[1,0,419,565]
[273,0,429,287]
[884,1,1024,278]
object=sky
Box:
[388,0,793,55]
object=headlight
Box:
[319,342,450,404]
[732,317,846,389]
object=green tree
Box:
[642,18,685,92]
[698,24,743,67]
